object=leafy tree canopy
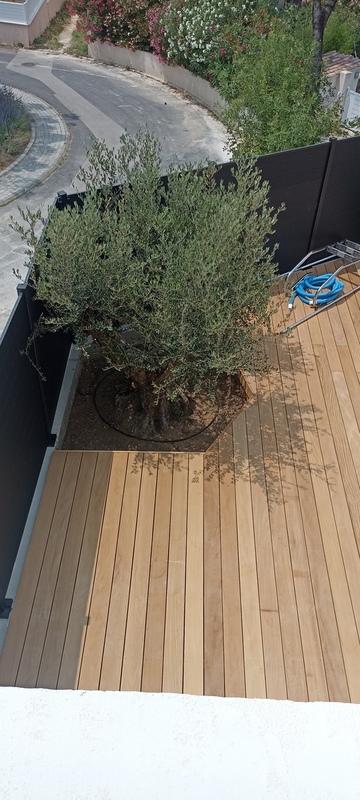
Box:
[15,129,281,431]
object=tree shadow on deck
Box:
[131,332,332,508]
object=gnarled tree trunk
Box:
[312,0,339,81]
[130,369,191,435]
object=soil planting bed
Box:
[62,356,248,452]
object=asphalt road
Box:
[0,48,230,331]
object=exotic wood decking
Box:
[1,261,360,701]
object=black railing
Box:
[0,281,71,615]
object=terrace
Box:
[1,259,360,702]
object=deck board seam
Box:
[98,453,129,690]
[119,453,145,691]
[11,452,67,686]
[36,452,86,688]
[75,453,113,689]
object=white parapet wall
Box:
[2,688,360,799]
[88,41,226,116]
[0,0,64,46]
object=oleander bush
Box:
[148,0,259,76]
[68,0,158,50]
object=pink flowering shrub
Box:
[68,0,158,49]
[146,4,169,62]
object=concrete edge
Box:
[0,344,82,655]
[51,344,82,448]
[88,42,227,117]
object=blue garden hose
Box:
[288,273,344,310]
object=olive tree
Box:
[14,129,281,433]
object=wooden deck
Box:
[2,261,360,701]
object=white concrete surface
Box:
[1,689,360,799]
[88,41,226,116]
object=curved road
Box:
[0,48,230,331]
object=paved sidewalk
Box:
[0,91,68,207]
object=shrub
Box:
[68,0,157,49]
[323,4,360,55]
[225,6,342,155]
[153,0,258,77]
[0,85,31,169]
[15,129,281,433]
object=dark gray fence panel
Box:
[257,142,331,273]
[0,291,48,611]
[310,136,360,251]
[0,284,71,613]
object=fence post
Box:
[308,137,338,252]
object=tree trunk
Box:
[312,0,339,82]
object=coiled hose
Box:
[288,273,344,309]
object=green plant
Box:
[225,6,342,155]
[14,129,281,433]
[68,0,157,49]
[65,28,88,56]
[154,0,258,77]
[0,85,31,170]
[323,3,360,55]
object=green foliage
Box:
[68,0,157,50]
[323,4,360,55]
[155,0,257,77]
[65,28,88,57]
[15,129,280,406]
[0,85,31,170]
[225,7,342,155]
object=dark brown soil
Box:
[62,356,248,452]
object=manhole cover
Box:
[20,62,38,67]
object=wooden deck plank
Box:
[0,451,67,686]
[306,319,360,639]
[270,328,329,702]
[233,413,266,699]
[245,399,287,700]
[141,455,173,693]
[257,360,309,702]
[16,452,83,687]
[162,455,188,694]
[36,452,98,689]
[183,453,204,695]
[336,345,360,442]
[57,452,113,689]
[293,302,360,702]
[78,453,128,690]
[283,316,349,702]
[120,454,158,691]
[203,442,225,697]
[219,428,245,697]
[99,453,143,690]
[4,265,360,702]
